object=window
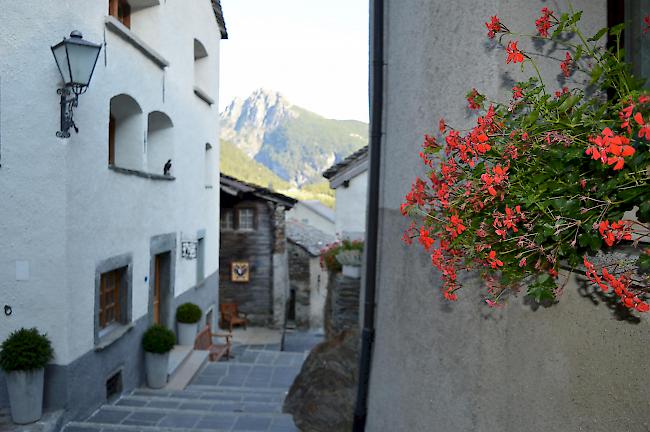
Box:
[221,210,234,230]
[196,236,205,283]
[109,94,143,170]
[109,0,131,28]
[99,267,126,329]
[146,111,174,175]
[238,208,255,231]
[108,115,116,165]
[204,143,214,187]
[193,39,211,98]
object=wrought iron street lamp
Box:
[50,31,102,138]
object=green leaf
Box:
[590,65,603,84]
[527,274,556,302]
[609,23,625,37]
[588,27,608,42]
[574,45,583,62]
[638,255,650,275]
[638,201,650,223]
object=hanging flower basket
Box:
[401,7,650,312]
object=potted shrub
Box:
[175,303,202,345]
[0,328,53,424]
[320,239,364,273]
[336,250,363,279]
[142,325,175,389]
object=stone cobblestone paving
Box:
[60,334,323,432]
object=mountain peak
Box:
[220,91,368,186]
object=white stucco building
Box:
[323,146,368,240]
[0,0,226,420]
[286,200,336,236]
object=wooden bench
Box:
[194,325,232,362]
[220,303,248,331]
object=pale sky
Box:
[218,0,369,122]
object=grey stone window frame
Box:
[196,229,206,284]
[94,253,134,347]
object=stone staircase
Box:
[62,346,306,432]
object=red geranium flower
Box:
[512,86,523,99]
[560,52,572,77]
[644,15,650,34]
[535,7,554,37]
[485,16,501,39]
[506,41,524,64]
[634,112,650,140]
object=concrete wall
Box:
[366,1,650,431]
[308,257,328,331]
[335,170,368,239]
[0,0,222,412]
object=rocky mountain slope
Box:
[220,89,368,186]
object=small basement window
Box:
[109,0,131,28]
[106,370,123,401]
[238,208,255,231]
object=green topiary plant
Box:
[176,303,202,324]
[0,328,53,372]
[142,325,175,354]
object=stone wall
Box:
[325,273,361,339]
[288,242,312,329]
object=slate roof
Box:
[220,173,297,207]
[286,220,336,256]
[211,0,228,39]
[322,146,368,179]
[299,200,335,223]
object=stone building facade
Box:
[219,174,296,327]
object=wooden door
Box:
[153,255,161,324]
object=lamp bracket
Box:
[56,86,85,138]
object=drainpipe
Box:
[353,0,384,429]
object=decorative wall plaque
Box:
[181,241,197,259]
[231,261,250,282]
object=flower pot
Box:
[177,322,198,346]
[342,265,361,279]
[145,352,169,389]
[5,368,44,424]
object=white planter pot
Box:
[177,322,198,346]
[145,352,169,389]
[342,265,361,279]
[6,368,44,424]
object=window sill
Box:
[105,16,169,69]
[193,86,215,105]
[109,165,175,181]
[95,323,134,351]
[205,185,213,189]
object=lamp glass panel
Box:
[52,43,71,84]
[66,43,101,86]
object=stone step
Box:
[165,350,210,390]
[167,345,194,378]
[114,394,284,413]
[131,388,286,404]
[68,404,297,431]
[185,385,290,395]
